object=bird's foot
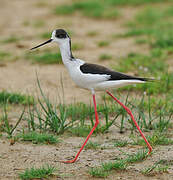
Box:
[60,159,78,164]
[60,156,78,164]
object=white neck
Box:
[58,39,74,66]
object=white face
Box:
[31,29,69,50]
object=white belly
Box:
[68,65,108,90]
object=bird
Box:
[31,29,152,163]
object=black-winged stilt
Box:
[31,29,152,163]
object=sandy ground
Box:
[0,0,172,179]
[0,128,173,180]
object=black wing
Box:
[80,63,150,81]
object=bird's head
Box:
[31,29,70,50]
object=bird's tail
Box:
[138,77,157,82]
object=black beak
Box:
[30,39,52,50]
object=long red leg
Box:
[106,90,152,155]
[62,92,99,163]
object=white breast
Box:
[67,59,110,90]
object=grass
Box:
[1,2,173,179]
[16,131,59,144]
[19,165,56,180]
[1,36,20,43]
[102,160,127,171]
[0,105,25,137]
[0,91,34,105]
[0,51,11,61]
[0,51,18,62]
[71,42,84,51]
[33,20,45,28]
[0,91,34,137]
[0,81,119,138]
[89,167,109,178]
[97,40,110,47]
[35,1,49,8]
[124,149,147,163]
[89,160,127,178]
[90,149,147,177]
[134,73,173,94]
[54,0,173,20]
[105,0,173,6]
[22,20,30,27]
[27,51,62,64]
[84,141,100,150]
[25,79,126,135]
[49,88,172,137]
[54,0,119,19]
[118,5,173,106]
[113,140,128,147]
[136,94,172,131]
[104,91,172,135]
[123,6,173,50]
[112,51,173,95]
[69,126,92,137]
[40,32,51,39]
[25,78,80,134]
[132,133,173,147]
[86,31,99,37]
[142,160,170,175]
[99,53,112,61]
[114,52,167,76]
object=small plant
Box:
[0,104,25,137]
[22,20,30,26]
[84,141,100,150]
[142,160,169,175]
[90,149,147,177]
[114,52,167,75]
[35,1,48,8]
[16,131,59,144]
[25,78,79,134]
[114,140,128,147]
[69,125,92,137]
[0,91,34,105]
[86,31,98,37]
[123,6,173,52]
[54,1,119,19]
[0,51,11,61]
[99,53,112,61]
[2,36,20,43]
[33,20,45,28]
[19,165,56,180]
[54,0,167,20]
[124,149,147,163]
[89,167,108,178]
[102,160,127,171]
[25,78,121,136]
[97,40,110,47]
[0,51,18,62]
[135,38,148,44]
[71,43,84,51]
[54,5,75,15]
[40,32,50,39]
[132,133,173,147]
[90,159,127,177]
[27,51,62,64]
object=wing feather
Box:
[80,63,151,81]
